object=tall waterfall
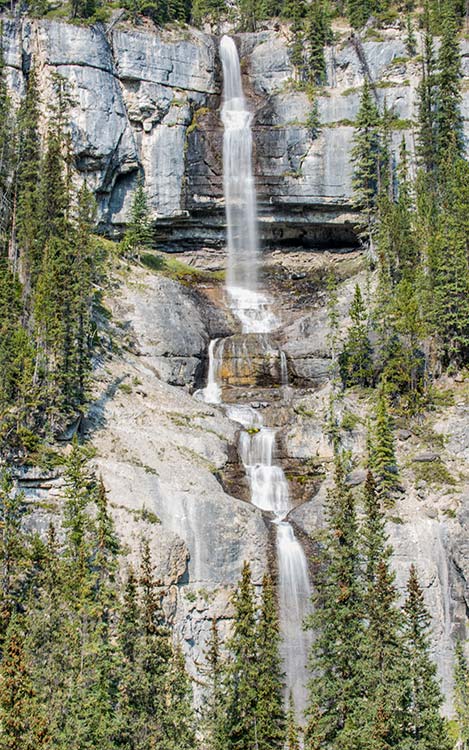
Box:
[201,34,313,720]
[219,35,276,333]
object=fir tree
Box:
[202,619,226,750]
[286,694,300,750]
[0,471,30,642]
[417,3,438,177]
[16,67,42,288]
[306,455,364,748]
[0,615,49,750]
[401,565,451,750]
[347,0,370,28]
[306,0,331,85]
[339,284,373,388]
[351,80,381,228]
[436,2,463,162]
[454,641,469,749]
[225,561,259,750]
[356,471,408,748]
[123,176,153,259]
[255,573,286,750]
[369,390,399,502]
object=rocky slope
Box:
[4,13,469,713]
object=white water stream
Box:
[198,35,313,718]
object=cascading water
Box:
[231,407,312,715]
[219,35,276,334]
[197,35,313,719]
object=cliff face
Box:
[5,17,468,251]
[4,15,469,713]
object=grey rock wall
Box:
[4,17,468,250]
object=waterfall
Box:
[219,35,276,334]
[276,522,313,715]
[229,406,313,717]
[201,338,223,404]
[196,35,313,721]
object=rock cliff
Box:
[4,16,468,250]
[4,14,469,713]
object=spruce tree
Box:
[351,80,381,228]
[286,694,300,750]
[436,3,463,162]
[347,0,370,28]
[255,573,286,750]
[370,390,399,502]
[356,471,408,748]
[225,561,259,750]
[454,641,469,749]
[123,176,153,259]
[306,0,331,85]
[202,619,226,750]
[0,615,48,750]
[16,67,42,288]
[0,470,30,642]
[339,284,373,388]
[306,455,364,748]
[417,3,438,177]
[401,565,451,750]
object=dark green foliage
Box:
[401,565,452,750]
[305,1,332,85]
[255,574,286,749]
[122,177,153,259]
[306,455,364,747]
[357,471,408,748]
[0,615,49,750]
[202,619,227,750]
[436,4,463,162]
[225,561,259,749]
[339,284,373,387]
[417,3,438,177]
[427,158,469,366]
[351,81,381,220]
[286,694,300,750]
[347,0,370,28]
[0,446,195,749]
[369,390,399,501]
[454,641,469,749]
[16,67,42,286]
[0,471,30,642]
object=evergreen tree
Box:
[0,471,30,642]
[356,471,408,748]
[286,694,300,750]
[0,615,48,750]
[401,565,451,750]
[287,0,307,79]
[339,284,373,388]
[405,13,417,56]
[454,641,469,749]
[255,573,286,749]
[306,455,364,748]
[306,0,331,85]
[202,619,226,750]
[427,157,469,366]
[347,0,370,28]
[417,3,438,177]
[369,390,399,502]
[436,2,463,161]
[225,561,259,750]
[122,176,153,259]
[16,67,42,288]
[351,80,381,229]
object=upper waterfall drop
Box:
[219,35,276,334]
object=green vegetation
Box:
[306,458,452,749]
